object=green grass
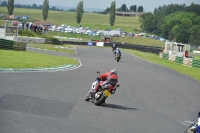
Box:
[0,50,78,68]
[194,56,200,60]
[123,49,200,81]
[0,7,166,47]
[48,32,165,47]
[0,7,141,32]
[113,36,165,46]
[28,43,75,53]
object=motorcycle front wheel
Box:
[94,94,107,106]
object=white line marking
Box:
[180,122,190,126]
[180,121,196,126]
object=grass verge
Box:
[123,49,200,81]
[0,50,78,68]
[28,43,75,54]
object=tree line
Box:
[139,3,200,45]
[5,0,49,21]
[4,0,117,26]
[102,4,143,14]
[1,1,63,11]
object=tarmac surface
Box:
[0,46,200,133]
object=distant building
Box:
[115,11,146,17]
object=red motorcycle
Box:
[85,71,120,106]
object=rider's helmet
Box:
[108,69,118,86]
[116,47,119,50]
[110,69,117,74]
[113,44,115,47]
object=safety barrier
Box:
[183,58,192,67]
[45,40,161,54]
[159,52,200,68]
[0,38,26,51]
[175,57,183,64]
[192,60,200,68]
[162,53,169,60]
[0,38,14,50]
[169,55,176,62]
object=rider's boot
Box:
[85,90,96,101]
[85,91,92,101]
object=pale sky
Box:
[2,0,200,12]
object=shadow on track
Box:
[101,103,139,111]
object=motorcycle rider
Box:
[112,44,117,53]
[85,69,118,100]
[114,47,121,60]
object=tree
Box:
[121,4,126,11]
[193,16,200,25]
[7,0,14,15]
[38,5,42,9]
[130,5,136,12]
[42,0,49,21]
[76,1,84,24]
[103,7,110,13]
[109,1,116,26]
[32,3,37,9]
[116,7,121,11]
[137,6,143,12]
[1,1,7,6]
[50,6,57,10]
[161,11,196,42]
[139,12,157,33]
[133,5,137,12]
[172,18,192,43]
[189,25,200,45]
[186,3,200,16]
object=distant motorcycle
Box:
[85,71,120,106]
[115,53,121,62]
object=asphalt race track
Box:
[0,46,200,133]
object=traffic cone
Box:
[198,112,200,133]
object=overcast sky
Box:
[3,0,200,12]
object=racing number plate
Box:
[104,90,111,97]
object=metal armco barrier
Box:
[45,39,162,54]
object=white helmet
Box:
[110,69,117,74]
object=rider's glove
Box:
[96,77,101,81]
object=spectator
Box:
[185,50,193,58]
[162,46,165,53]
[34,25,37,32]
[22,21,24,29]
[185,50,189,57]
[6,19,9,27]
[26,22,29,30]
